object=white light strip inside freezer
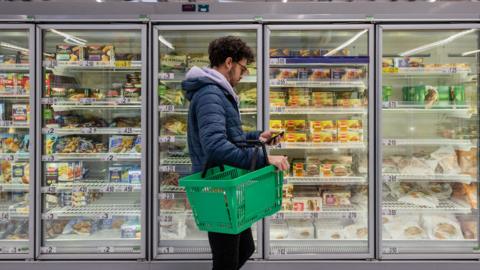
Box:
[158,35,175,50]
[399,29,476,57]
[50,29,87,46]
[462,49,480,56]
[0,42,28,54]
[324,30,368,57]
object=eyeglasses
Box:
[236,62,249,76]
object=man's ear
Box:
[224,57,233,69]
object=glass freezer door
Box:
[265,25,374,259]
[0,25,34,258]
[379,25,480,259]
[37,25,146,259]
[153,25,263,259]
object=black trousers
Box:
[208,228,255,270]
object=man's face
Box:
[226,57,249,87]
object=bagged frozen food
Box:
[423,214,464,240]
[308,68,331,81]
[459,219,478,239]
[287,220,314,239]
[160,215,186,240]
[274,68,298,80]
[160,54,187,71]
[430,146,461,174]
[384,215,427,240]
[418,182,452,200]
[314,221,345,240]
[322,189,351,207]
[456,148,477,178]
[398,191,439,208]
[452,183,477,209]
[397,157,438,175]
[292,197,322,212]
[382,158,399,173]
[270,222,289,240]
[343,223,368,240]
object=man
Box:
[182,36,289,270]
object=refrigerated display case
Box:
[264,25,374,259]
[378,24,480,259]
[0,25,34,259]
[152,25,263,259]
[36,25,147,259]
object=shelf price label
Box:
[116,97,131,105]
[45,127,56,134]
[72,186,88,193]
[3,154,16,162]
[42,97,59,105]
[79,98,96,104]
[270,79,287,86]
[272,248,288,255]
[159,247,174,254]
[81,127,97,134]
[103,154,118,161]
[122,127,133,134]
[159,215,174,224]
[383,139,397,146]
[159,73,175,80]
[270,106,286,113]
[42,155,56,162]
[341,212,357,219]
[273,212,285,220]
[101,185,115,193]
[382,67,399,74]
[159,136,175,143]
[383,101,398,109]
[384,175,398,183]
[159,105,175,112]
[382,209,397,216]
[43,213,58,220]
[269,58,287,65]
[159,165,176,172]
[95,213,110,220]
[383,247,399,254]
[98,246,115,254]
[43,186,57,193]
[41,246,57,254]
[115,185,133,192]
[0,212,10,220]
[160,193,175,200]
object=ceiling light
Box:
[0,42,29,54]
[158,35,175,50]
[427,0,436,2]
[96,0,104,2]
[50,29,87,46]
[282,0,288,3]
[461,49,480,56]
[324,29,367,57]
[400,29,476,57]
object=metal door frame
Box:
[35,23,147,260]
[0,23,35,260]
[151,23,264,260]
[376,23,480,260]
[263,23,375,260]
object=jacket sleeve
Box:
[195,89,267,170]
[245,131,262,141]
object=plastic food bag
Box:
[422,214,464,240]
[431,146,461,174]
[384,215,427,240]
[398,191,439,208]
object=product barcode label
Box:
[101,185,115,193]
[383,139,397,146]
[159,136,175,143]
[159,73,175,80]
[98,246,115,254]
[159,165,176,172]
[103,154,118,161]
[272,248,288,255]
[159,105,175,112]
[72,186,88,193]
[383,209,397,216]
[0,212,10,220]
[160,193,175,200]
[81,127,97,134]
[384,175,398,182]
[269,58,287,65]
[159,215,174,223]
[41,246,57,254]
[270,106,286,113]
[383,247,399,254]
[43,213,58,220]
[270,79,287,86]
[159,247,174,254]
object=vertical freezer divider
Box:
[152,25,160,260]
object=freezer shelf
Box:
[160,185,185,193]
[382,240,478,255]
[285,176,367,185]
[41,97,141,106]
[42,127,142,135]
[270,80,366,89]
[158,135,187,144]
[0,94,29,99]
[0,121,29,129]
[272,142,366,150]
[272,207,366,220]
[0,153,29,161]
[382,198,471,215]
[43,229,140,248]
[269,56,369,66]
[42,204,141,220]
[159,105,256,115]
[42,153,141,162]
[270,106,367,115]
[41,182,141,193]
[0,205,28,220]
[382,67,471,76]
[0,64,29,71]
[0,183,29,192]
[43,60,142,71]
[382,139,472,147]
[270,239,368,255]
[382,103,472,118]
[160,73,257,83]
[0,244,29,254]
[383,173,475,184]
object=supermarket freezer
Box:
[152,24,264,259]
[0,24,34,259]
[377,24,480,259]
[35,24,147,259]
[264,24,374,259]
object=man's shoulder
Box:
[192,83,226,101]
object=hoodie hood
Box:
[182,66,239,105]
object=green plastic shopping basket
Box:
[179,141,283,234]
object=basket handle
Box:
[201,140,269,178]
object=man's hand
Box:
[259,130,283,145]
[268,155,289,171]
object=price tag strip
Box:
[98,246,115,254]
[158,247,175,254]
[40,246,57,254]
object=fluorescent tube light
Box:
[0,42,29,54]
[324,29,367,57]
[158,35,175,50]
[461,49,480,56]
[400,29,476,57]
[50,29,87,46]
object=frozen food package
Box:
[292,197,322,212]
[160,54,187,72]
[86,45,114,62]
[397,157,438,175]
[456,148,478,178]
[459,219,478,239]
[344,68,364,80]
[269,120,283,131]
[398,191,439,208]
[284,133,307,143]
[291,159,305,177]
[160,214,186,240]
[322,189,352,206]
[452,183,477,209]
[418,182,452,200]
[287,220,314,239]
[384,215,427,240]
[285,120,306,132]
[314,220,345,240]
[274,68,298,80]
[312,91,334,107]
[270,221,289,240]
[311,131,337,143]
[308,68,331,81]
[351,187,368,209]
[331,68,347,81]
[187,54,210,69]
[185,217,207,239]
[430,146,461,174]
[343,223,368,240]
[56,44,84,62]
[423,214,464,240]
[282,198,293,211]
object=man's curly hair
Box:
[208,36,255,68]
